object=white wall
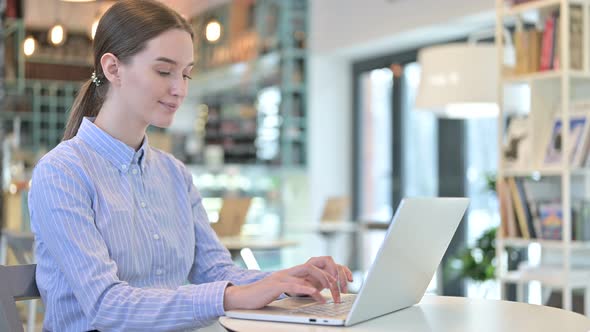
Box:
[307,55,352,217]
[306,0,496,222]
[310,0,495,57]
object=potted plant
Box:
[446,227,497,297]
[445,172,498,297]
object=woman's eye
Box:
[158,71,171,76]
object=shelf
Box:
[0,111,35,120]
[500,266,590,287]
[502,70,590,83]
[501,167,590,177]
[501,237,590,249]
[218,133,258,139]
[281,84,305,94]
[26,56,92,67]
[192,51,281,89]
[502,0,589,17]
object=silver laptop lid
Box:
[346,197,468,326]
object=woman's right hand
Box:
[223,259,347,311]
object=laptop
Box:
[225,197,469,326]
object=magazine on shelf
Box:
[534,200,590,241]
[543,111,590,168]
[538,202,564,240]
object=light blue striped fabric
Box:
[29,117,269,331]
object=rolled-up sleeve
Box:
[30,157,230,331]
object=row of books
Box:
[498,177,590,241]
[512,6,583,74]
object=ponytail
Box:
[62,78,104,141]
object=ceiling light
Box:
[205,19,222,43]
[415,43,500,118]
[49,24,67,46]
[91,18,99,40]
[23,36,36,57]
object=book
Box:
[508,177,531,239]
[551,6,583,71]
[540,12,557,71]
[497,178,518,238]
[570,6,584,70]
[529,200,542,239]
[515,178,536,238]
[552,13,560,70]
[521,180,542,238]
[573,201,590,241]
[514,29,542,74]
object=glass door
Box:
[357,67,394,222]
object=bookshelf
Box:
[190,0,307,166]
[0,18,87,155]
[496,0,590,313]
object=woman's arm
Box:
[180,166,354,310]
[181,166,272,285]
[30,156,228,331]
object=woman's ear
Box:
[100,53,121,86]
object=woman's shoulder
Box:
[149,146,186,171]
[34,139,87,177]
[148,146,192,182]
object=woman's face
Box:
[117,28,194,129]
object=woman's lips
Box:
[159,101,178,113]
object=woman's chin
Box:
[150,116,175,129]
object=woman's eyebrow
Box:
[155,57,194,68]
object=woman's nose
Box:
[170,75,188,97]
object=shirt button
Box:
[155,269,163,276]
[121,165,127,170]
[132,168,138,175]
[140,201,147,208]
[153,234,160,240]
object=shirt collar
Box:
[76,117,151,172]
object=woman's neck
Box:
[94,97,146,151]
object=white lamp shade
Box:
[415,43,499,118]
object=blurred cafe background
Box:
[4,0,590,329]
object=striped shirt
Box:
[29,117,269,331]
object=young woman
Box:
[28,1,352,331]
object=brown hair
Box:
[62,0,193,140]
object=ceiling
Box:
[24,0,230,31]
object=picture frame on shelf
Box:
[543,112,590,168]
[503,116,531,170]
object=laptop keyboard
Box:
[289,296,355,317]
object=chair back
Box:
[320,196,350,223]
[0,264,40,332]
[211,197,252,237]
[0,230,35,265]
